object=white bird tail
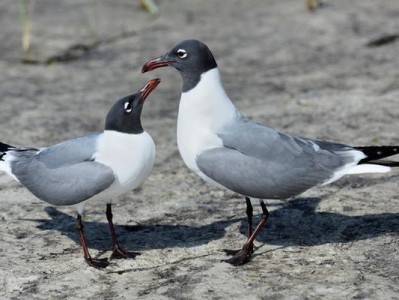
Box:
[323,146,398,185]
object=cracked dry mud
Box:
[0,0,398,299]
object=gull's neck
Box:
[178,68,238,131]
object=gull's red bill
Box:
[141,56,172,73]
[139,78,161,102]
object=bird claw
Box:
[223,249,252,266]
[85,257,109,269]
[223,243,254,256]
[223,243,254,266]
[223,248,242,256]
[110,246,141,260]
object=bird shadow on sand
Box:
[254,197,399,247]
[30,196,399,253]
[32,207,240,252]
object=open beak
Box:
[142,55,173,73]
[139,78,161,102]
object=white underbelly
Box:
[177,107,229,191]
[177,119,222,172]
[176,127,230,191]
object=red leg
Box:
[106,203,139,259]
[224,197,254,255]
[224,199,269,266]
[76,214,109,268]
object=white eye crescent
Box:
[124,102,132,113]
[176,49,187,58]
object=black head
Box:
[142,39,217,92]
[105,78,160,134]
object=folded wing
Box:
[196,117,360,199]
[9,134,115,205]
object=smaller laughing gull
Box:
[142,39,399,265]
[0,78,160,268]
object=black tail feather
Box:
[0,142,14,161]
[355,146,399,165]
[366,160,399,167]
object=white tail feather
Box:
[322,150,391,185]
[345,164,391,175]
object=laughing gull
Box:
[0,78,160,268]
[142,39,399,265]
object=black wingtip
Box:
[0,142,14,161]
[355,146,399,164]
[0,142,13,152]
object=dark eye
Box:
[176,48,187,59]
[124,102,132,113]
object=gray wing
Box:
[10,134,115,206]
[35,133,101,167]
[196,118,356,199]
[219,117,354,161]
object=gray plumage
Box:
[9,134,115,206]
[196,116,355,199]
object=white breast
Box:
[177,68,238,175]
[94,130,155,193]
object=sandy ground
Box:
[0,0,399,299]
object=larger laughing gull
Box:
[142,39,399,266]
[0,78,160,268]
